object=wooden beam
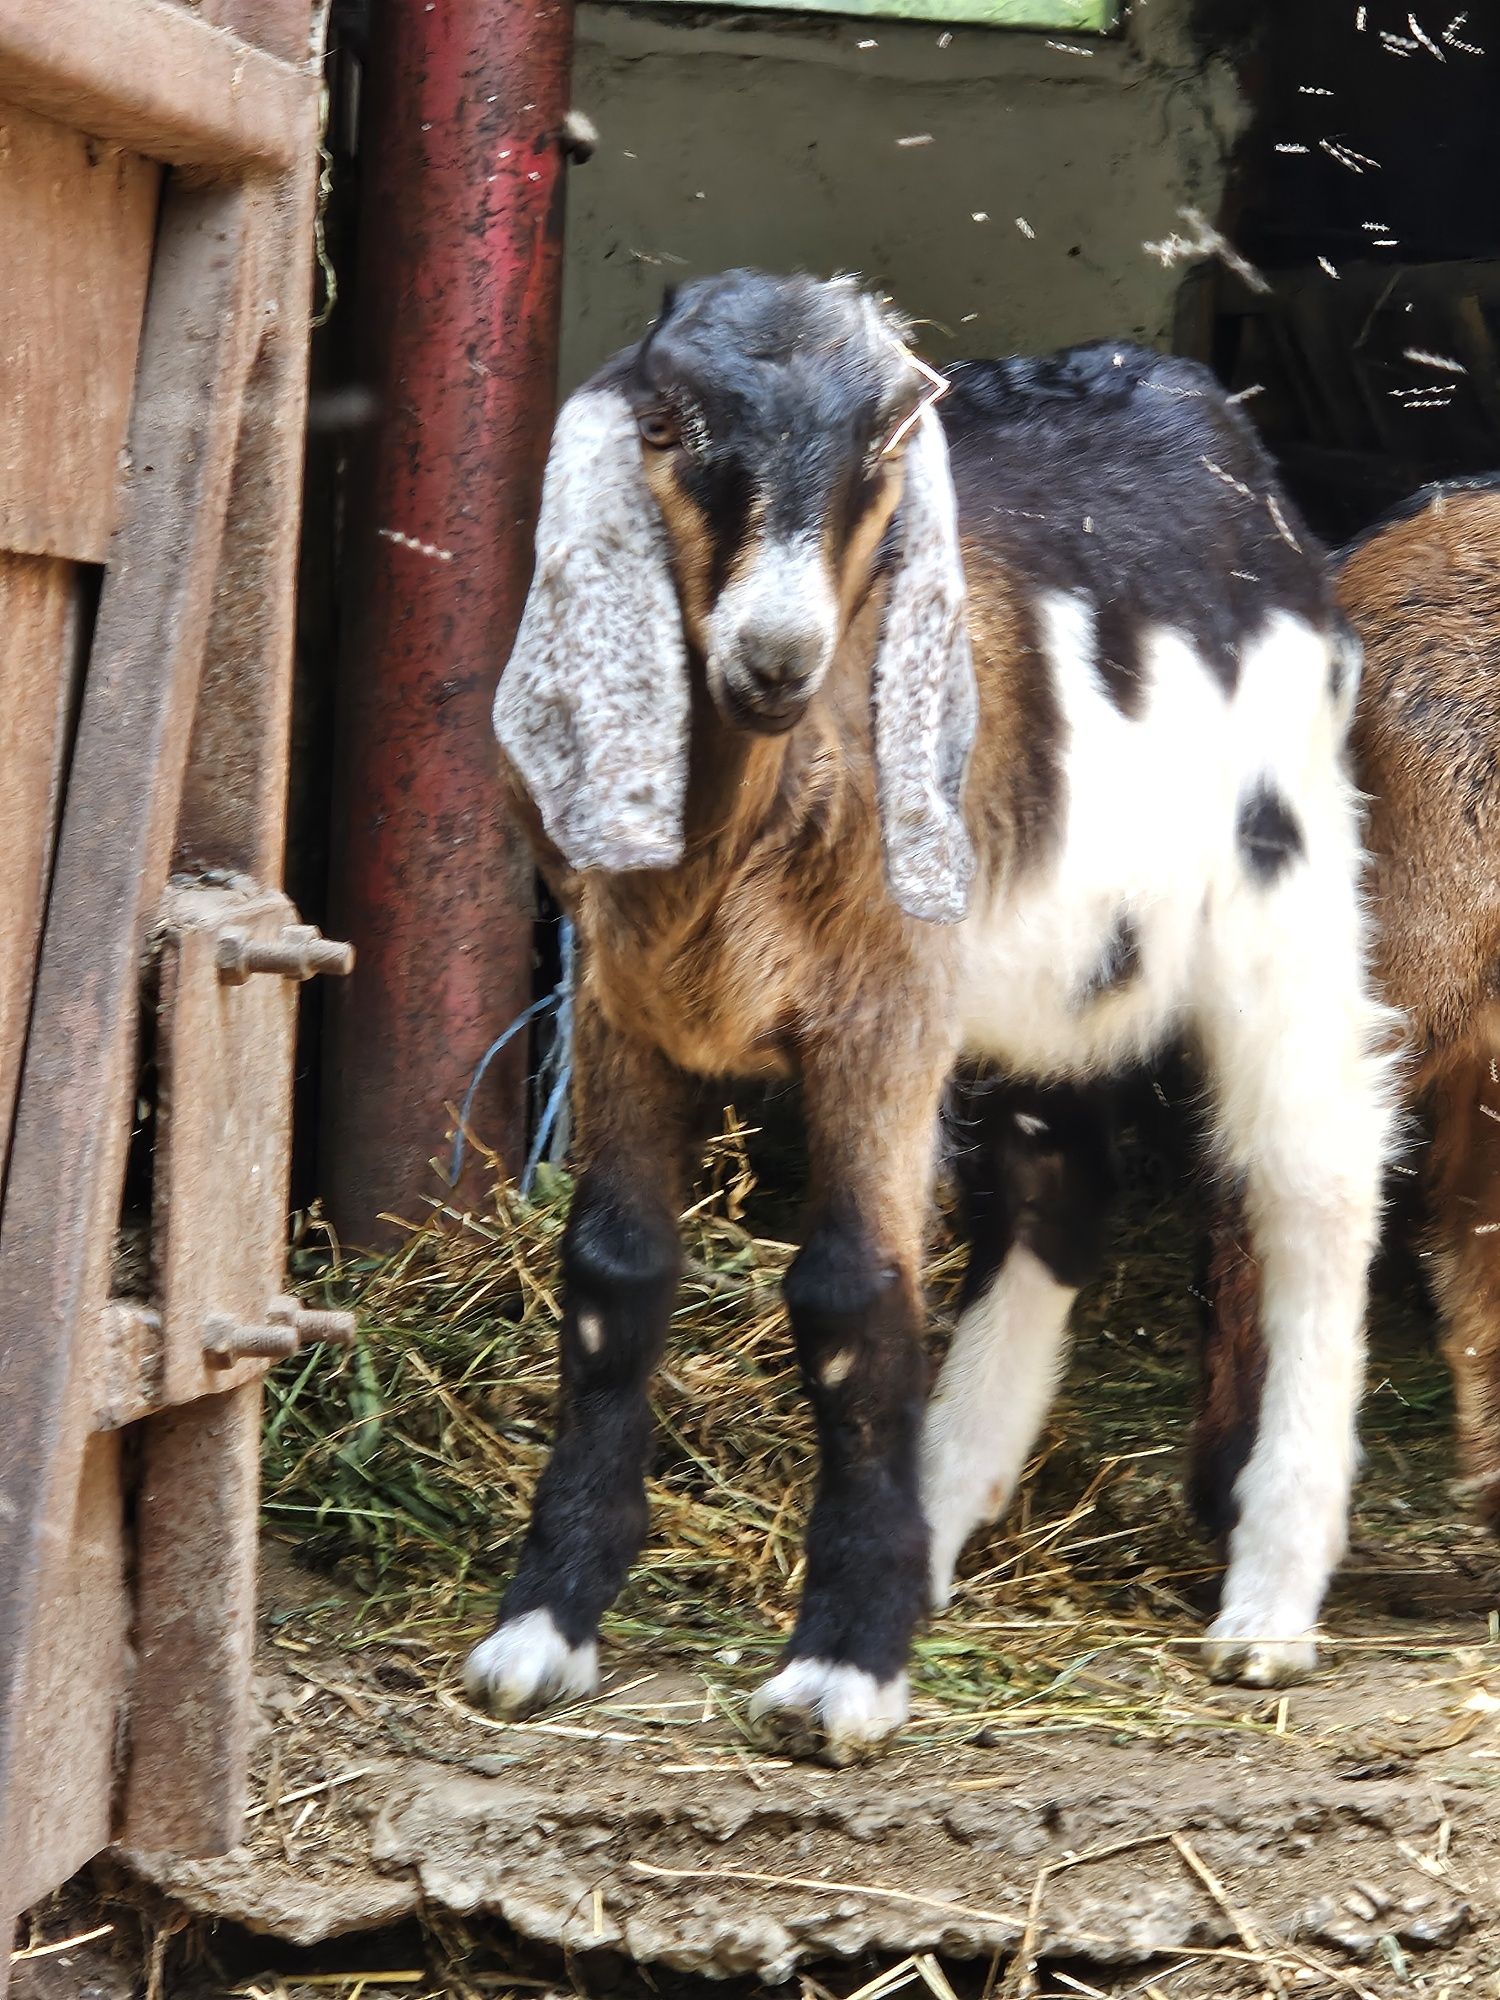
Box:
[120,1382,265,1852]
[0,104,160,564]
[0,0,311,174]
[197,0,315,64]
[175,135,322,880]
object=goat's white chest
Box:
[956,601,1339,1080]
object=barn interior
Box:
[293,0,1500,1211]
[19,1,1500,1996]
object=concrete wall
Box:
[561,0,1247,390]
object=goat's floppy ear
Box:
[871,402,977,924]
[493,386,690,874]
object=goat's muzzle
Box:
[707,540,838,734]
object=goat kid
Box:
[465,270,1394,1764]
[1191,479,1500,1533]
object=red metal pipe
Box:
[324,0,574,1241]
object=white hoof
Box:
[1203,1609,1318,1687]
[462,1609,600,1718]
[748,1658,909,1766]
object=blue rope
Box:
[448,918,577,1195]
[521,919,575,1195]
[448,991,557,1187]
[525,1064,572,1195]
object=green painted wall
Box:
[648,0,1114,27]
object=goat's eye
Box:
[638,409,679,449]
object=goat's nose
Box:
[739,626,821,692]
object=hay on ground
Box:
[265,1109,1471,1749]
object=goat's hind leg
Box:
[1186,1190,1266,1544]
[464,1005,700,1717]
[1427,1045,1500,1527]
[922,1076,1119,1608]
[1195,811,1393,1685]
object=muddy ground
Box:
[21,1516,1495,1999]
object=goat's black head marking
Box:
[630,270,921,735]
[494,268,978,923]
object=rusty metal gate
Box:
[0,3,344,1975]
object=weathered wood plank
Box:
[645,0,1113,22]
[0,106,159,563]
[179,0,316,65]
[176,131,321,881]
[119,1381,264,1852]
[0,556,82,1151]
[0,0,310,173]
[150,885,299,1409]
[3,1432,130,1917]
[0,179,266,1912]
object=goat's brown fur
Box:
[522,589,928,1080]
[511,518,1065,1100]
[1192,484,1500,1525]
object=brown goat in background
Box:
[1193,480,1500,1533]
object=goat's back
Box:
[1341,480,1500,1073]
[942,344,1331,698]
[939,345,1362,1083]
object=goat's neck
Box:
[593,629,872,950]
[680,679,791,859]
[590,680,792,949]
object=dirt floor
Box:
[98,1525,1500,1999]
[18,1119,1500,1998]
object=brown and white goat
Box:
[465,271,1393,1764]
[1192,480,1500,1533]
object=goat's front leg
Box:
[749,1029,954,1765]
[1186,1189,1267,1544]
[464,1001,699,1718]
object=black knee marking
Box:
[560,1183,680,1391]
[782,1215,929,1682]
[499,1175,681,1646]
[786,1225,901,1366]
[1237,782,1304,884]
[953,1076,1120,1302]
[1078,912,1142,1007]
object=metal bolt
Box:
[204,1298,357,1365]
[216,923,356,986]
[204,1314,299,1364]
[268,1295,358,1348]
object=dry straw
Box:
[265,1106,1469,1746]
